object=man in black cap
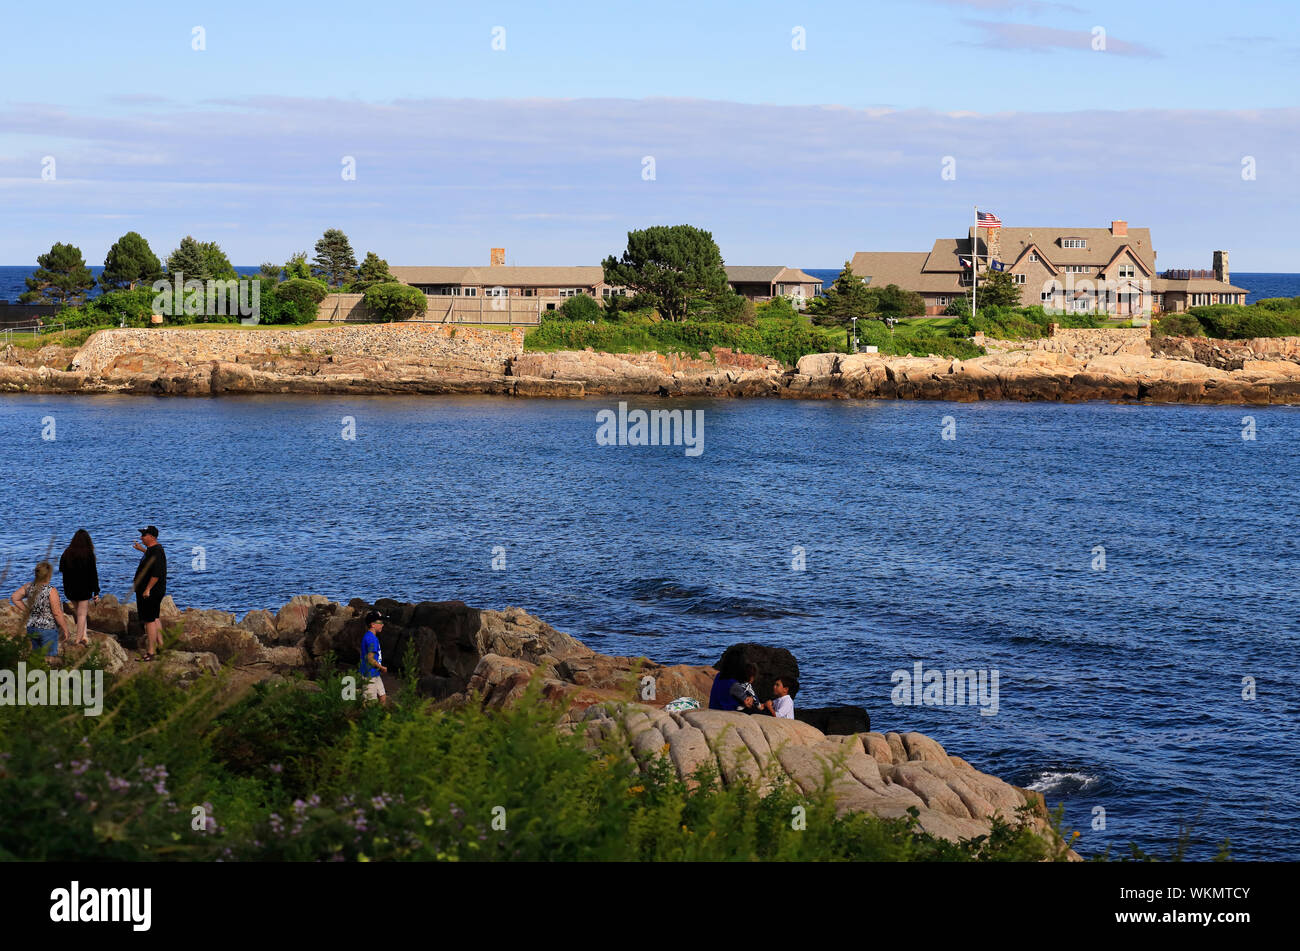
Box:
[360,610,389,704]
[132,526,167,661]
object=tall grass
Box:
[0,639,1070,862]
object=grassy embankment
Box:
[0,634,1082,862]
[1153,297,1300,339]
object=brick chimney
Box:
[1213,250,1229,285]
[490,247,505,266]
[1110,220,1128,237]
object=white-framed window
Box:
[521,288,536,297]
[1064,265,1089,273]
[1118,264,1135,278]
[559,288,583,298]
[936,296,949,306]
[485,286,507,297]
[1192,293,1211,306]
[1152,293,1163,306]
[1041,287,1056,302]
[1013,273,1027,284]
[463,287,477,297]
[1028,252,1039,262]
[1062,238,1086,249]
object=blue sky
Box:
[1,0,1297,268]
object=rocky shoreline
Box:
[7,323,1295,405]
[2,592,1072,853]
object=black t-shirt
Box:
[135,544,167,598]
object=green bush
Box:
[855,320,984,360]
[362,282,427,322]
[58,288,156,329]
[1185,303,1300,340]
[268,278,329,324]
[555,294,602,322]
[0,655,1074,862]
[525,317,846,366]
[1152,313,1205,338]
[757,296,798,320]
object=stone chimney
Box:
[490,247,505,266]
[1110,220,1128,237]
[1213,250,1229,285]
[982,226,1001,264]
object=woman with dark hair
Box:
[10,561,70,660]
[59,529,99,648]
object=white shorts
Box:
[363,675,386,700]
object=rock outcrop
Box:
[5,324,1300,404]
[580,704,1067,851]
[0,591,1070,852]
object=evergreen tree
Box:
[20,242,96,306]
[101,232,162,290]
[312,229,358,287]
[601,225,730,321]
[166,236,236,282]
[945,269,1022,315]
[259,261,282,282]
[809,261,874,326]
[353,251,396,290]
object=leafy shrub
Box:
[757,296,798,320]
[362,282,427,322]
[1152,313,1205,338]
[58,288,156,329]
[555,294,602,322]
[269,278,329,324]
[1185,304,1300,340]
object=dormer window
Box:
[1061,237,1087,249]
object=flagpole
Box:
[972,206,978,319]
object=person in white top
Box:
[771,676,796,719]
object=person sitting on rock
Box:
[708,663,761,712]
[770,676,796,719]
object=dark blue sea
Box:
[2,395,1297,860]
[0,266,260,306]
[3,267,1296,307]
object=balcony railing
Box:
[1159,269,1217,280]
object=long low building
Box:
[851,220,1248,317]
[392,252,822,310]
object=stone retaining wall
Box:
[984,326,1151,359]
[71,325,526,374]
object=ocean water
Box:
[806,268,1300,306]
[1,395,1297,860]
[3,266,1296,307]
[0,266,260,306]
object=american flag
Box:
[977,210,1002,228]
